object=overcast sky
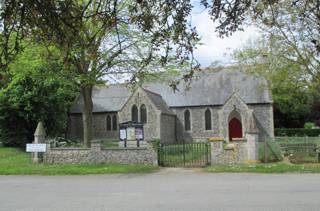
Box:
[191,5,260,67]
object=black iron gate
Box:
[158,142,211,167]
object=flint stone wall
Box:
[210,133,259,164]
[45,142,157,165]
[211,141,248,164]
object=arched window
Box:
[112,115,117,130]
[106,115,111,131]
[184,110,191,131]
[140,104,147,124]
[205,109,212,130]
[131,105,138,122]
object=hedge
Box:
[275,128,320,137]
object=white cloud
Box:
[191,9,260,67]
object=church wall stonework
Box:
[218,93,254,141]
[169,101,273,142]
[118,89,161,141]
[67,113,118,141]
[160,114,176,143]
[68,103,274,143]
[171,107,221,142]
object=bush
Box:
[0,74,77,147]
[275,128,320,137]
[304,122,316,129]
[0,42,78,147]
[150,139,161,151]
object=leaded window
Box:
[106,115,111,131]
[184,110,191,131]
[205,109,212,130]
[112,115,117,130]
[131,105,138,122]
[140,104,147,124]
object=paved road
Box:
[1,168,320,211]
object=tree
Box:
[0,41,77,147]
[233,36,316,127]
[1,1,199,146]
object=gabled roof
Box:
[69,69,272,114]
[70,84,131,113]
[142,88,174,115]
[143,70,272,107]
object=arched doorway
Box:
[229,117,243,140]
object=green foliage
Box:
[275,128,320,137]
[304,122,316,129]
[0,43,78,147]
[150,139,161,151]
[232,36,316,128]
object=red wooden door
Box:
[229,118,243,140]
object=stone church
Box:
[67,69,274,143]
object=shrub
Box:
[275,128,320,137]
[0,74,77,147]
[304,122,316,129]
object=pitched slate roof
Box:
[144,70,272,107]
[69,69,272,114]
[70,84,131,113]
[142,88,174,115]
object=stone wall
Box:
[211,140,248,164]
[160,114,176,143]
[67,113,118,141]
[210,133,259,164]
[45,141,157,165]
[171,106,221,142]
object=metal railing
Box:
[158,141,211,167]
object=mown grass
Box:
[0,147,158,175]
[101,140,119,148]
[205,163,320,173]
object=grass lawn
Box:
[101,139,119,148]
[0,147,158,175]
[205,162,320,173]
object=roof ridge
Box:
[142,88,162,97]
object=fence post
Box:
[183,139,186,167]
[264,137,267,163]
[157,142,161,166]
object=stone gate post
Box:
[245,132,259,161]
[33,121,46,163]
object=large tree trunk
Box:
[81,84,93,147]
